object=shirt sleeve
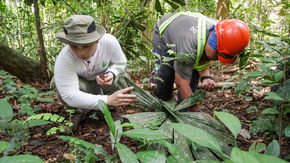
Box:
[105,35,127,76]
[174,61,193,80]
[54,54,108,110]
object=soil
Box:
[0,63,289,162]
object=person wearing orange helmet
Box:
[151,12,250,111]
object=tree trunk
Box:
[216,0,230,19]
[33,0,50,81]
[0,43,50,83]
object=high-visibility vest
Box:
[159,12,217,71]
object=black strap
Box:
[200,75,213,82]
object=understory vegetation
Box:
[0,0,289,162]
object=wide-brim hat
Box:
[56,15,106,45]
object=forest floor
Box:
[1,63,289,162]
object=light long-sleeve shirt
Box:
[54,33,127,110]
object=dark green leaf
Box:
[0,141,8,153]
[262,108,279,115]
[230,147,287,163]
[265,139,280,157]
[123,128,169,141]
[274,71,284,82]
[136,151,166,163]
[174,90,205,111]
[0,99,13,121]
[122,112,167,129]
[98,101,116,136]
[170,123,224,157]
[214,111,241,140]
[116,143,138,163]
[0,155,43,163]
[249,142,266,153]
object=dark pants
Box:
[152,24,200,101]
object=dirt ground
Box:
[1,63,289,162]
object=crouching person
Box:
[52,15,136,130]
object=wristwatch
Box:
[200,75,213,82]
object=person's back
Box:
[151,12,250,111]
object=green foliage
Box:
[26,113,72,135]
[214,111,241,141]
[0,100,53,156]
[0,98,14,121]
[0,141,9,153]
[59,136,107,162]
[249,142,266,153]
[117,76,233,161]
[136,150,167,163]
[0,70,54,116]
[123,128,170,141]
[0,154,44,163]
[250,116,278,134]
[116,143,139,163]
[229,147,287,163]
[265,139,280,157]
[171,123,226,158]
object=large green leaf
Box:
[0,155,43,163]
[274,71,284,82]
[264,92,284,101]
[136,151,166,163]
[98,101,116,136]
[122,112,167,129]
[191,143,218,161]
[230,147,287,163]
[0,141,8,153]
[176,112,233,147]
[116,143,138,163]
[174,90,205,111]
[116,76,163,110]
[173,131,194,162]
[0,99,14,121]
[265,139,280,157]
[123,128,170,141]
[214,111,241,140]
[170,123,225,157]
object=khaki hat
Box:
[56,15,106,45]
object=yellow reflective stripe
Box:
[159,13,182,36]
[194,19,207,68]
[159,12,202,35]
[195,62,211,72]
[158,12,217,71]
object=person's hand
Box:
[107,87,136,106]
[96,72,114,86]
[200,78,216,90]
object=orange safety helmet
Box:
[215,19,250,64]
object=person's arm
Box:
[96,34,126,86]
[54,55,107,109]
[105,34,127,76]
[175,72,192,100]
[55,53,135,109]
[198,67,216,90]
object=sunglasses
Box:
[216,51,237,59]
